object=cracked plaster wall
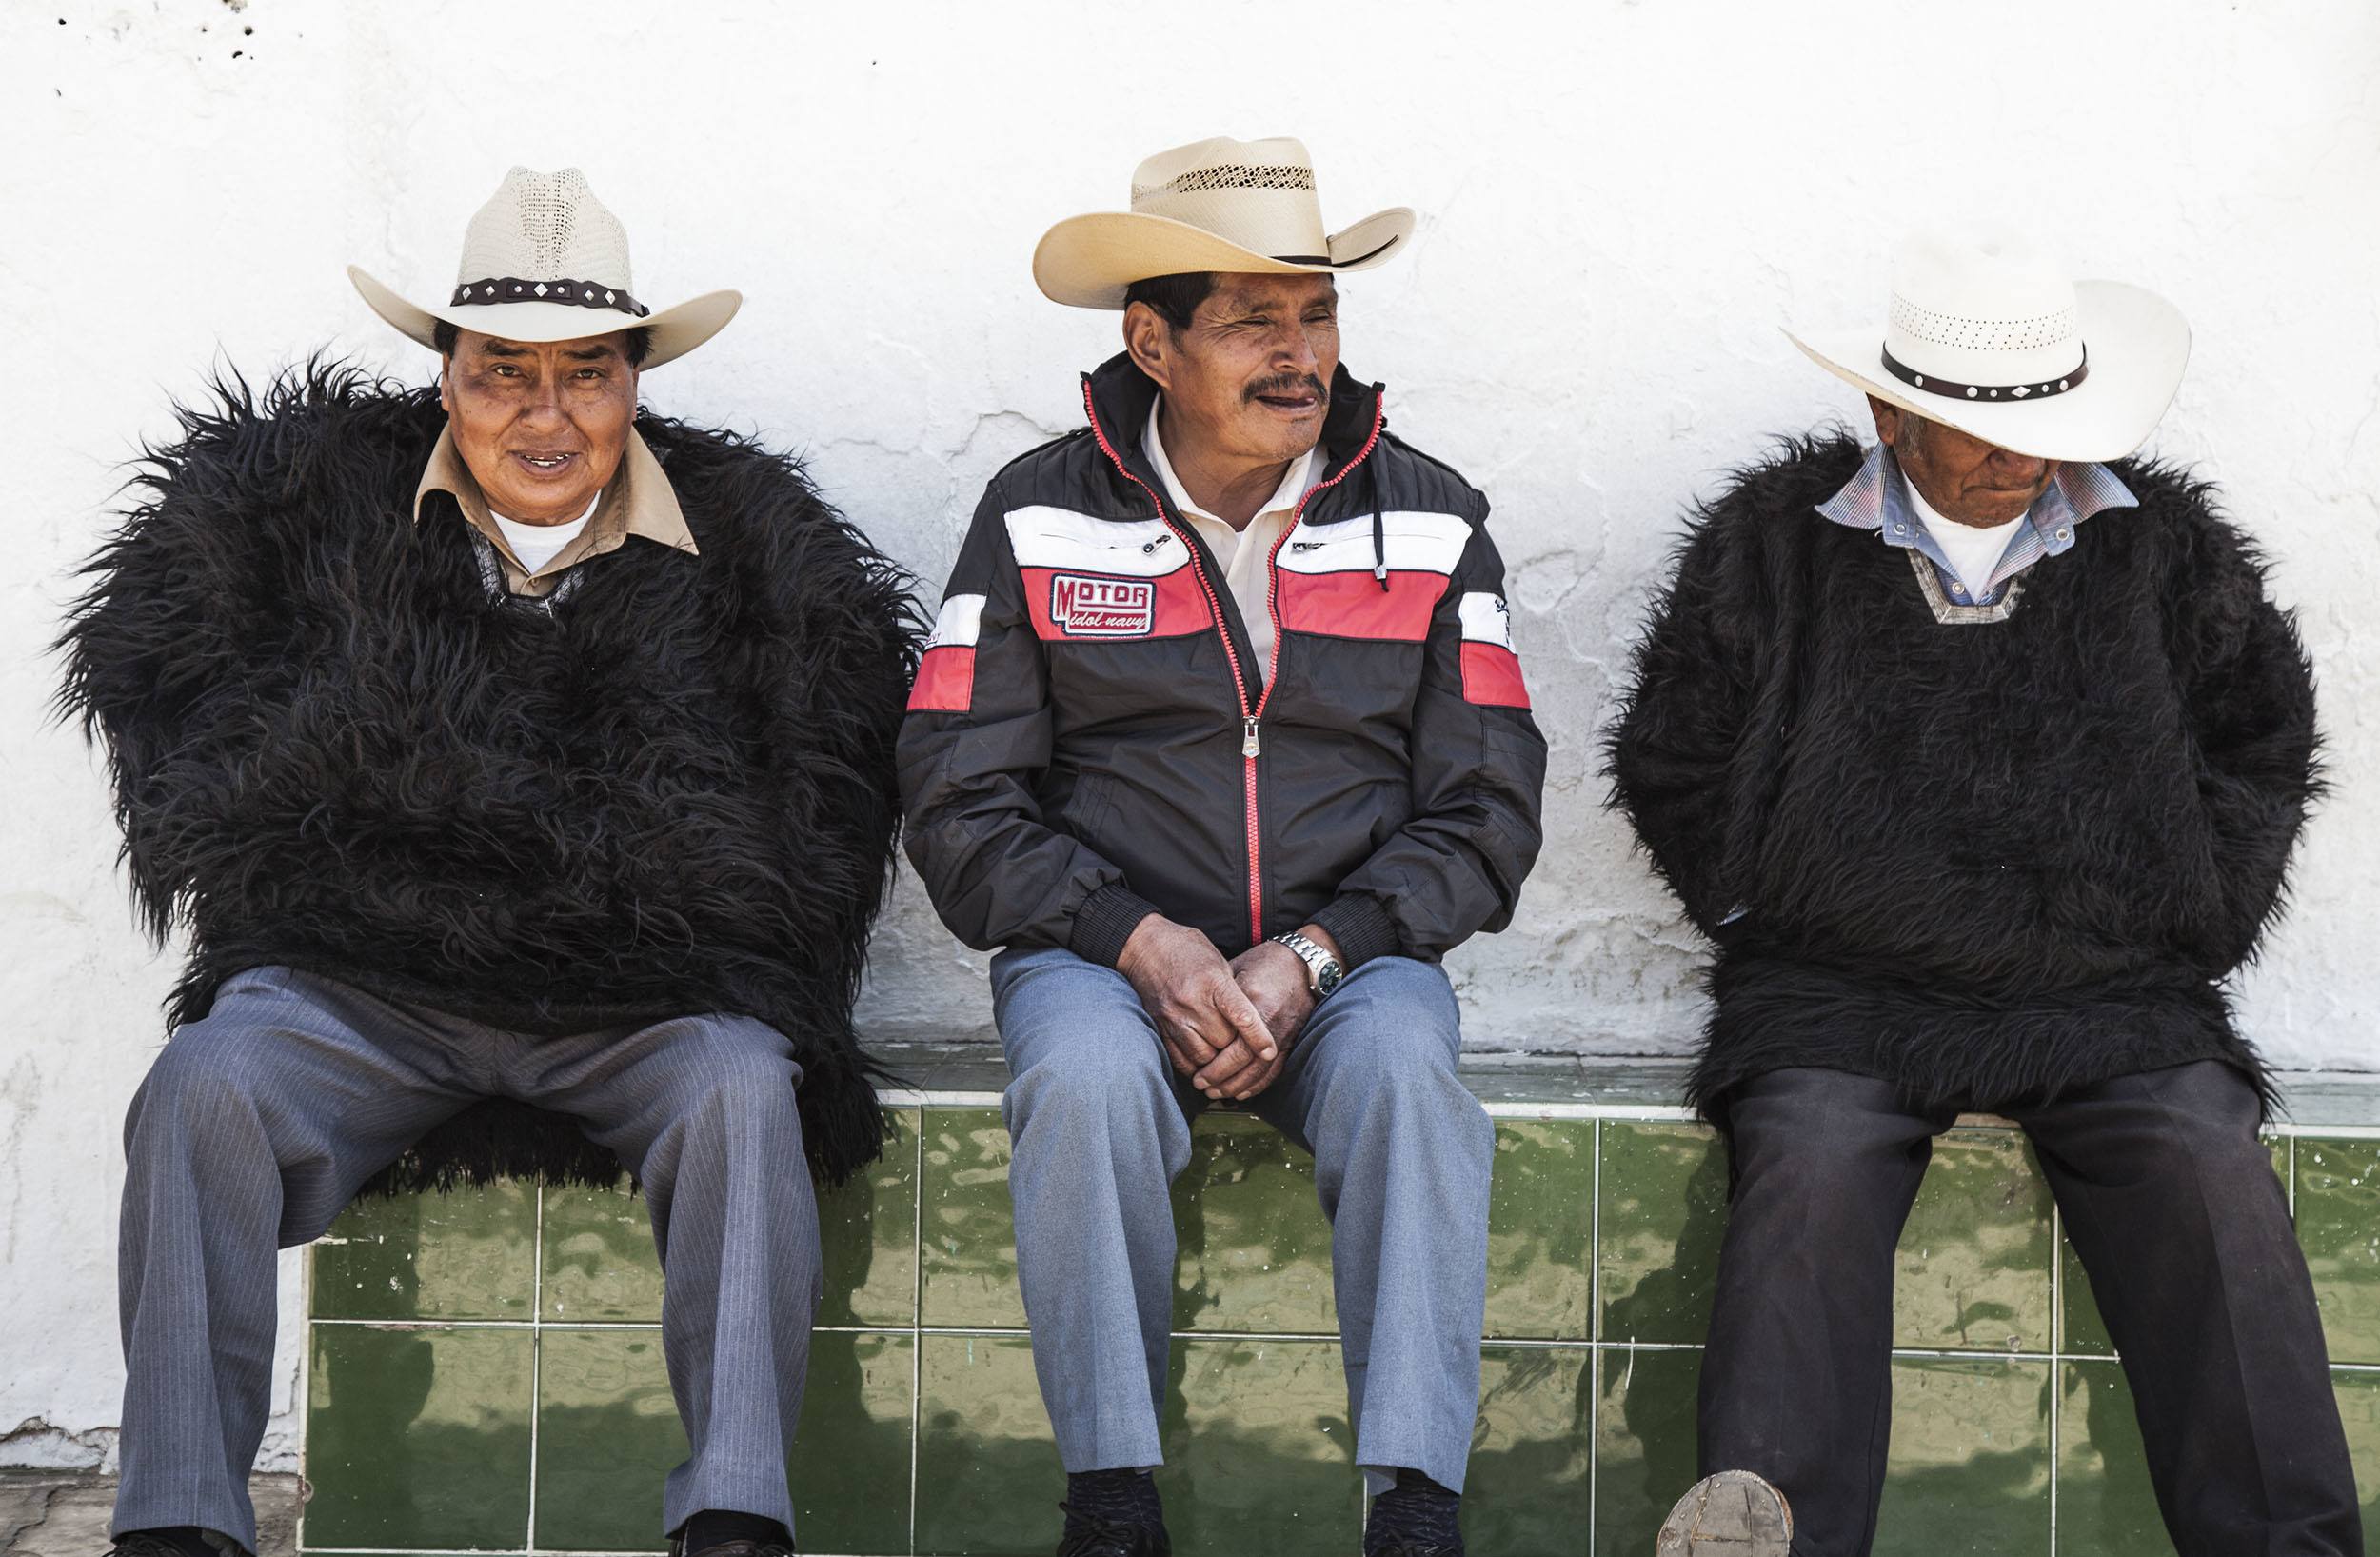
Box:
[4,0,2375,1472]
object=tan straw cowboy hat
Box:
[1034,136,1416,309]
[349,167,740,369]
[1786,224,2190,463]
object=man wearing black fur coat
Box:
[1615,228,2361,1557]
[60,170,918,1557]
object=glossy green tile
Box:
[534,1327,680,1550]
[1466,1346,1591,1554]
[304,1324,532,1548]
[542,1178,664,1322]
[2297,1137,2380,1365]
[1172,1111,1335,1334]
[821,1108,922,1327]
[915,1333,1060,1555]
[2336,1369,2380,1532]
[1158,1339,1359,1555]
[1597,1122,1727,1345]
[533,1327,916,1554]
[791,1330,918,1555]
[2067,1134,2293,1358]
[1874,1357,2051,1555]
[1592,1345,1700,1554]
[312,1179,536,1321]
[1485,1119,1594,1340]
[920,1108,1026,1329]
[2054,1360,2165,1556]
[1894,1129,2053,1354]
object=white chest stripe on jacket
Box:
[1004,505,1189,576]
[1275,509,1472,575]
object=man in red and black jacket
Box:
[898,137,1546,1557]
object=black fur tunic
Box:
[60,367,921,1188]
[1607,435,2318,1121]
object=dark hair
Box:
[432,317,653,367]
[1122,271,1218,331]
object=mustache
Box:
[1244,372,1329,406]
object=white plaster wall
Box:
[3,0,2374,1472]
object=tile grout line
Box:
[910,1110,925,1557]
[526,1183,546,1552]
[1587,1117,1600,1557]
[2047,1197,2061,1557]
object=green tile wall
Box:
[303,1107,2380,1556]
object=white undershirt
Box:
[1907,479,2027,601]
[490,495,599,577]
[1144,398,1320,689]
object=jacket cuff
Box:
[1068,884,1162,968]
[1308,893,1401,970]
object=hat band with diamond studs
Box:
[449,276,651,318]
[1880,343,2090,402]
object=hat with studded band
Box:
[1785,224,2190,463]
[1034,135,1416,309]
[348,167,740,369]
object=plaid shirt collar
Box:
[1817,444,2137,605]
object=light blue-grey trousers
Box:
[114,966,821,1549]
[991,947,1495,1495]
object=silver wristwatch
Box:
[1271,931,1345,998]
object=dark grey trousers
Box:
[1700,1062,2364,1557]
[113,966,822,1549]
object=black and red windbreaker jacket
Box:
[897,352,1548,971]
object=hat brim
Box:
[1784,280,2189,463]
[347,266,741,369]
[1032,207,1416,309]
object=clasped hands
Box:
[1115,915,1341,1103]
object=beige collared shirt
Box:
[413,426,699,598]
[1144,397,1321,689]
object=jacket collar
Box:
[1081,351,1383,510]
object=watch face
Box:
[1316,962,1343,995]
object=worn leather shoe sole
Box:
[1655,1469,1792,1555]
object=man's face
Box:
[1870,397,2060,527]
[440,329,639,523]
[1125,273,1341,469]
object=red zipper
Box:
[1080,376,1384,945]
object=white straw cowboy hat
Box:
[348,167,740,369]
[1034,136,1416,309]
[1786,224,2191,463]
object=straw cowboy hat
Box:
[1787,225,2190,463]
[1034,136,1415,309]
[348,167,740,369]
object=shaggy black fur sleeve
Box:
[1605,493,1770,940]
[2156,492,2321,976]
[56,375,335,942]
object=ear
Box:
[1121,301,1175,395]
[437,356,454,416]
[1866,394,1904,448]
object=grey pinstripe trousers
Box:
[114,966,822,1550]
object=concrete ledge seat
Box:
[296,1053,2380,1556]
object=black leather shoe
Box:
[1656,1469,1793,1555]
[667,1539,794,1557]
[1368,1546,1463,1556]
[106,1537,202,1557]
[1054,1505,1171,1557]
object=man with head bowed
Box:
[64,168,918,1557]
[899,137,1547,1556]
[1613,227,2360,1556]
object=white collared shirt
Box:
[491,494,601,577]
[1144,397,1321,689]
[1905,477,2028,603]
